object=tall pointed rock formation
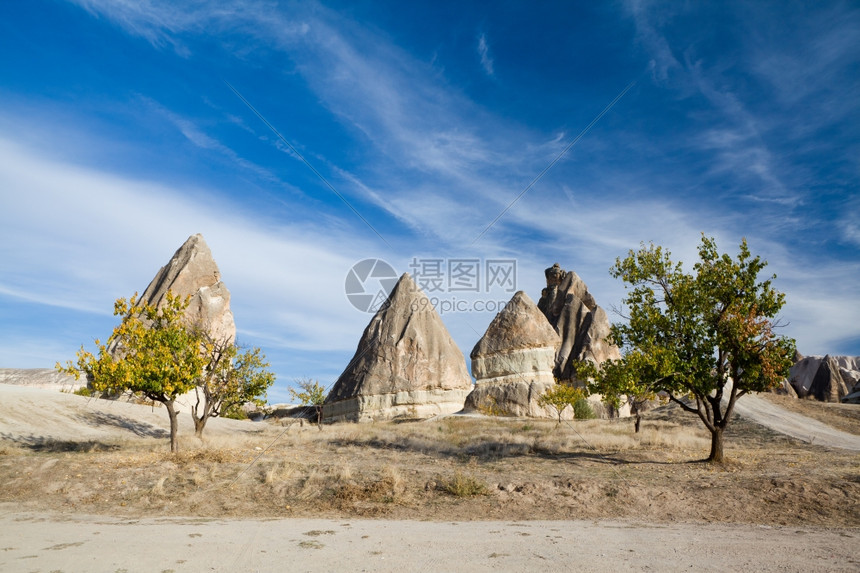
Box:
[323,273,473,422]
[138,233,236,343]
[464,291,562,417]
[538,263,620,380]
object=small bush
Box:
[73,386,92,397]
[539,383,593,423]
[443,472,489,497]
[573,398,596,420]
[221,403,248,420]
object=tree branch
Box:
[667,393,698,414]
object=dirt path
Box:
[1,509,856,572]
[732,393,860,451]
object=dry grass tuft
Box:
[297,467,327,500]
[170,448,240,464]
[442,472,489,497]
[336,464,353,483]
[151,475,167,496]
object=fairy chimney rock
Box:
[323,273,473,422]
[464,291,562,417]
[537,263,620,380]
[138,233,236,343]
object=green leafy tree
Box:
[289,378,327,425]
[538,382,593,424]
[191,335,276,438]
[58,292,205,452]
[586,236,795,463]
[577,354,659,433]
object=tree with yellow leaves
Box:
[58,292,205,452]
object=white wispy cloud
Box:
[747,2,860,111]
[63,1,530,217]
[625,0,681,83]
[0,135,383,363]
[477,33,494,76]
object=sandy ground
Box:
[2,509,857,572]
[0,383,267,445]
[1,383,858,572]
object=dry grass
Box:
[0,402,858,526]
[442,472,490,497]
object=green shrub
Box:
[539,383,593,423]
[573,398,596,420]
[73,386,92,397]
[221,403,249,420]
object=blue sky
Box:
[1,1,858,403]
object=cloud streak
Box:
[477,33,494,76]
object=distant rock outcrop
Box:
[0,369,84,392]
[137,233,235,343]
[323,273,473,423]
[537,263,621,380]
[464,291,562,417]
[789,355,860,403]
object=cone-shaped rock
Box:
[323,273,473,422]
[790,355,859,402]
[464,291,562,417]
[538,263,620,380]
[138,233,236,343]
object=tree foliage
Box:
[191,335,275,437]
[577,354,660,433]
[538,382,592,424]
[585,236,796,462]
[289,378,327,425]
[57,292,205,452]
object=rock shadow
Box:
[325,435,636,465]
[0,433,120,452]
[75,411,169,438]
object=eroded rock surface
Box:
[465,291,561,417]
[537,263,621,381]
[323,273,473,422]
[0,369,84,392]
[790,355,860,403]
[138,233,236,343]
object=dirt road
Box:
[733,393,860,451]
[1,509,856,572]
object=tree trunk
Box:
[193,415,207,439]
[192,396,215,439]
[707,427,724,463]
[634,412,641,433]
[165,399,180,453]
